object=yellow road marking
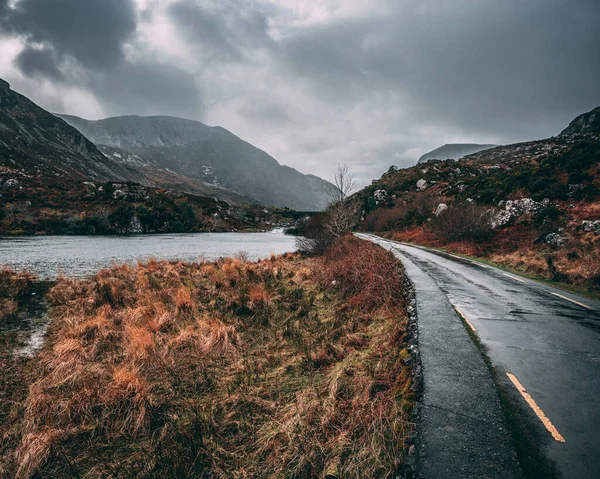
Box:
[454,306,477,332]
[502,273,526,284]
[506,372,565,443]
[551,292,593,310]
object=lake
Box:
[0,230,298,278]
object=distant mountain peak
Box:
[58,113,331,210]
[418,143,497,164]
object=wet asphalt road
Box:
[360,234,600,479]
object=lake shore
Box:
[0,236,415,478]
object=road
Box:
[358,234,600,479]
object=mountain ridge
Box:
[0,79,144,182]
[58,113,331,211]
[418,143,497,164]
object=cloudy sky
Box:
[1,0,599,185]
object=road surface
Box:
[358,234,600,479]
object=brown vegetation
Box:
[0,268,38,323]
[0,237,413,478]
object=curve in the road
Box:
[357,233,600,479]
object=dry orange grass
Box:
[1,248,414,478]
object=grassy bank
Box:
[381,224,600,296]
[0,236,414,478]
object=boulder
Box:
[544,233,568,248]
[373,189,389,204]
[3,179,19,188]
[416,179,428,191]
[582,220,600,235]
[492,198,545,228]
[435,203,448,216]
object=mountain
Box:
[0,79,143,182]
[417,143,497,164]
[58,114,331,211]
[560,106,600,137]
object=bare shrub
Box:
[429,203,495,243]
[296,165,359,255]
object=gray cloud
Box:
[88,59,203,119]
[280,0,600,141]
[5,0,136,72]
[168,0,274,62]
[1,0,599,186]
[15,45,64,80]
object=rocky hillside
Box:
[417,143,496,163]
[355,106,600,291]
[0,79,142,182]
[59,114,331,211]
[560,106,600,137]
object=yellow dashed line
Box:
[551,292,593,310]
[502,273,526,284]
[506,372,566,443]
[454,306,477,332]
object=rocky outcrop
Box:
[560,106,600,137]
[582,220,600,235]
[435,203,448,216]
[492,198,547,228]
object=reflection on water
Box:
[0,231,298,278]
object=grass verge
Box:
[0,235,414,478]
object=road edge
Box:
[356,233,523,479]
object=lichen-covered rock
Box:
[492,198,546,228]
[582,220,600,235]
[544,233,568,248]
[435,203,448,216]
[3,179,19,188]
[373,189,389,204]
[112,189,126,199]
[416,179,428,191]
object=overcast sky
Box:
[1,0,599,186]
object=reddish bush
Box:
[318,235,406,313]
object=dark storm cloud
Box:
[89,59,203,119]
[280,0,600,141]
[168,0,274,62]
[5,0,136,73]
[0,0,202,119]
[16,46,64,80]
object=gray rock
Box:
[545,233,568,248]
[582,220,600,235]
[435,203,448,216]
[416,179,428,191]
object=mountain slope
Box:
[354,106,600,291]
[59,114,331,211]
[418,143,497,163]
[0,79,143,182]
[560,106,600,137]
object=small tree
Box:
[296,164,359,255]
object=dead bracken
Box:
[0,236,414,478]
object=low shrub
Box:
[429,203,495,243]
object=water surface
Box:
[0,231,297,278]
